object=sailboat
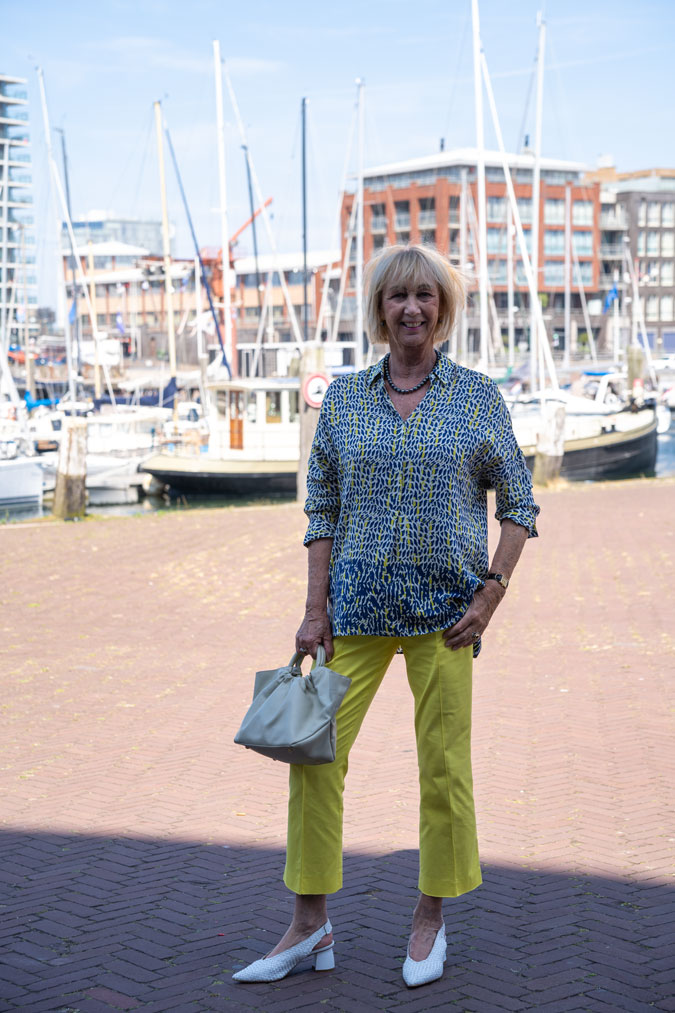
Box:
[470,3,658,481]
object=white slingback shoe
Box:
[402,922,447,987]
[232,919,334,982]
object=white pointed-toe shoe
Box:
[402,922,447,987]
[232,919,334,982]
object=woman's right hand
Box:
[295,609,334,662]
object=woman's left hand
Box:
[443,582,505,651]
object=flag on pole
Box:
[68,299,77,325]
[115,312,126,335]
[602,284,618,314]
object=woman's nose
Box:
[404,294,419,314]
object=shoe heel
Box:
[314,943,335,971]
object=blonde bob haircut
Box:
[364,244,466,347]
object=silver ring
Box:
[471,631,480,642]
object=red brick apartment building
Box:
[340,148,615,355]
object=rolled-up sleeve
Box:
[480,384,539,538]
[303,391,341,545]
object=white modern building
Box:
[0,73,38,349]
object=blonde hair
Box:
[363,244,466,346]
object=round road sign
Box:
[302,373,330,409]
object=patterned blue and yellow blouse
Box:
[304,353,539,646]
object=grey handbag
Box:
[234,646,351,765]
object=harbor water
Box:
[3,414,675,525]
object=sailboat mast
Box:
[507,200,515,367]
[213,40,234,374]
[301,97,308,343]
[471,0,488,369]
[36,76,76,402]
[354,78,365,372]
[530,12,546,390]
[563,182,571,370]
[153,100,177,414]
[55,126,79,382]
[459,168,468,362]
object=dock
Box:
[0,478,673,1010]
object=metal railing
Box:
[370,215,387,232]
[599,244,624,258]
[599,212,627,230]
[395,213,410,229]
[418,211,436,228]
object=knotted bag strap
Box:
[289,644,327,671]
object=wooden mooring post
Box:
[297,343,328,505]
[53,418,87,519]
[532,401,565,486]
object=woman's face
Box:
[381,274,440,355]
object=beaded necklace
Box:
[383,350,439,394]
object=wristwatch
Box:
[486,572,509,590]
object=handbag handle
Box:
[289,645,327,671]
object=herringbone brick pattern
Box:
[0,480,673,1011]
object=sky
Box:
[3,0,675,308]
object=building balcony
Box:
[0,115,29,129]
[600,212,627,230]
[448,211,460,225]
[599,244,624,259]
[0,89,28,101]
[370,215,387,232]
[418,211,436,228]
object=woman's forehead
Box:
[383,261,437,291]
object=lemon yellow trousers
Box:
[284,632,482,898]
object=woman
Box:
[233,244,539,988]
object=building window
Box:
[395,231,410,245]
[646,231,660,256]
[647,202,661,227]
[448,228,459,252]
[544,261,564,286]
[488,260,507,284]
[487,197,506,222]
[637,231,646,256]
[372,234,385,251]
[573,201,594,226]
[288,390,299,423]
[487,228,507,254]
[572,231,593,255]
[517,199,532,224]
[370,204,387,232]
[638,202,646,226]
[394,201,410,229]
[662,203,675,227]
[420,230,436,246]
[576,261,593,286]
[418,197,436,228]
[661,261,674,286]
[661,295,674,321]
[646,295,659,321]
[544,230,564,254]
[662,232,674,257]
[645,261,660,284]
[449,196,460,223]
[544,199,565,225]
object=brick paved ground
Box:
[0,478,673,1012]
